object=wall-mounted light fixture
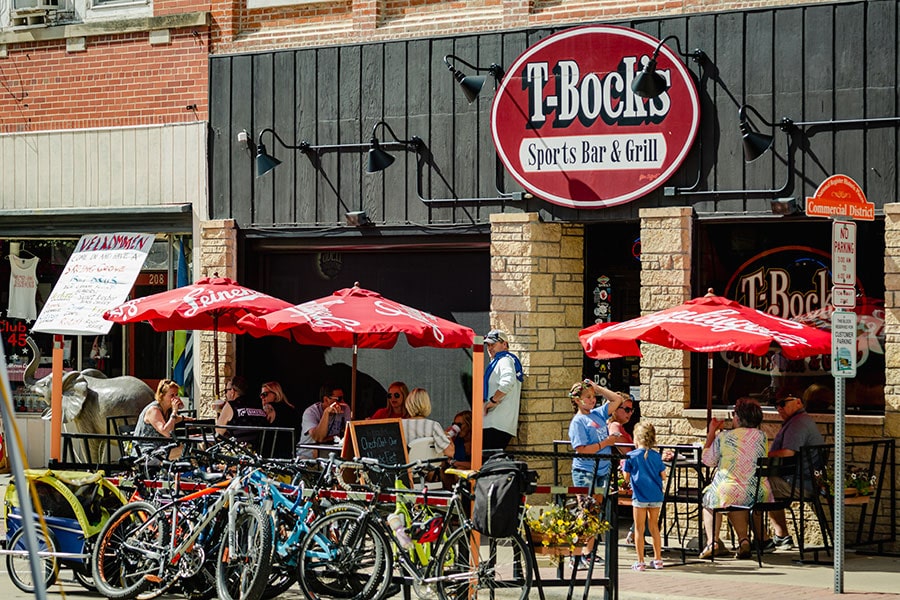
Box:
[668,107,900,201]
[252,121,526,207]
[739,104,776,162]
[631,35,707,99]
[345,210,373,226]
[770,197,803,216]
[254,121,422,178]
[443,55,505,103]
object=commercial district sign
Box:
[491,25,700,209]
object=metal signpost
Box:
[806,175,873,593]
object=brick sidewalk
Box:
[529,543,900,600]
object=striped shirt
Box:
[402,418,451,453]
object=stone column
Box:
[197,219,238,414]
[489,213,584,451]
[883,204,900,439]
[638,207,695,443]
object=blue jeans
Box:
[572,469,610,495]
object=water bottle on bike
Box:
[387,512,413,549]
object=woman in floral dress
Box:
[700,396,773,560]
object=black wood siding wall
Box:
[209,0,900,229]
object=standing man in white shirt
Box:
[482,329,523,453]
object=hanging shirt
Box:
[7,256,39,321]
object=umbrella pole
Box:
[706,352,713,427]
[351,334,358,418]
[213,324,220,399]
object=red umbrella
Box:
[103,276,292,397]
[579,292,832,424]
[238,284,475,415]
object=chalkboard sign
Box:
[348,418,410,488]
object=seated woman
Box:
[133,379,189,458]
[216,375,268,448]
[441,410,472,489]
[369,381,409,419]
[402,388,451,456]
[260,381,298,458]
[700,396,773,560]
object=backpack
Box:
[472,454,537,538]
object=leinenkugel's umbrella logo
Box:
[491,25,700,209]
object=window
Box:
[1,0,150,29]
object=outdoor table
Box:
[658,444,707,564]
[296,442,344,458]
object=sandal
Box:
[715,540,731,557]
[698,542,717,560]
[736,537,752,560]
[651,559,664,570]
[631,562,646,571]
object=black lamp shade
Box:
[741,128,775,162]
[631,59,668,98]
[459,74,486,103]
[256,142,282,177]
[367,141,395,173]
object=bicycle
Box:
[297,457,533,600]
[250,453,365,599]
[91,444,274,600]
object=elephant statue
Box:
[23,337,154,464]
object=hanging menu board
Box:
[348,418,410,488]
[32,233,154,336]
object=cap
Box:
[774,387,803,403]
[483,329,508,344]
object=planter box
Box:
[530,533,595,556]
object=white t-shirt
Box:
[7,256,39,321]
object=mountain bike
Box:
[92,449,273,600]
[297,457,532,600]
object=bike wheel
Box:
[6,527,59,593]
[215,502,274,600]
[92,501,166,600]
[434,528,532,600]
[73,563,96,590]
[297,511,391,600]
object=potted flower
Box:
[525,495,610,557]
[815,465,877,499]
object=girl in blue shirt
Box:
[623,422,667,571]
[567,379,624,500]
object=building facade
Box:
[2,0,896,546]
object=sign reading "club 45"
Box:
[491,26,700,209]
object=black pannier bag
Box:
[472,454,538,538]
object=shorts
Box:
[632,500,663,508]
[572,469,610,495]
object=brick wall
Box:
[0,28,208,133]
[197,219,239,414]
[489,212,584,478]
[212,0,824,54]
[637,207,697,443]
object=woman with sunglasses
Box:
[369,381,409,419]
[608,392,636,444]
[260,381,297,458]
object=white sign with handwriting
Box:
[33,233,154,336]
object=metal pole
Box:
[833,375,845,593]
[0,342,49,600]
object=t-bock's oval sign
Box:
[491,26,700,209]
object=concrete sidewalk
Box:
[537,542,900,600]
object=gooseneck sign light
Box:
[490,26,700,209]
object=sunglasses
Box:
[329,395,344,401]
[453,422,464,427]
[619,406,633,414]
[225,387,234,392]
[260,391,273,398]
[775,397,798,409]
[387,392,402,399]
